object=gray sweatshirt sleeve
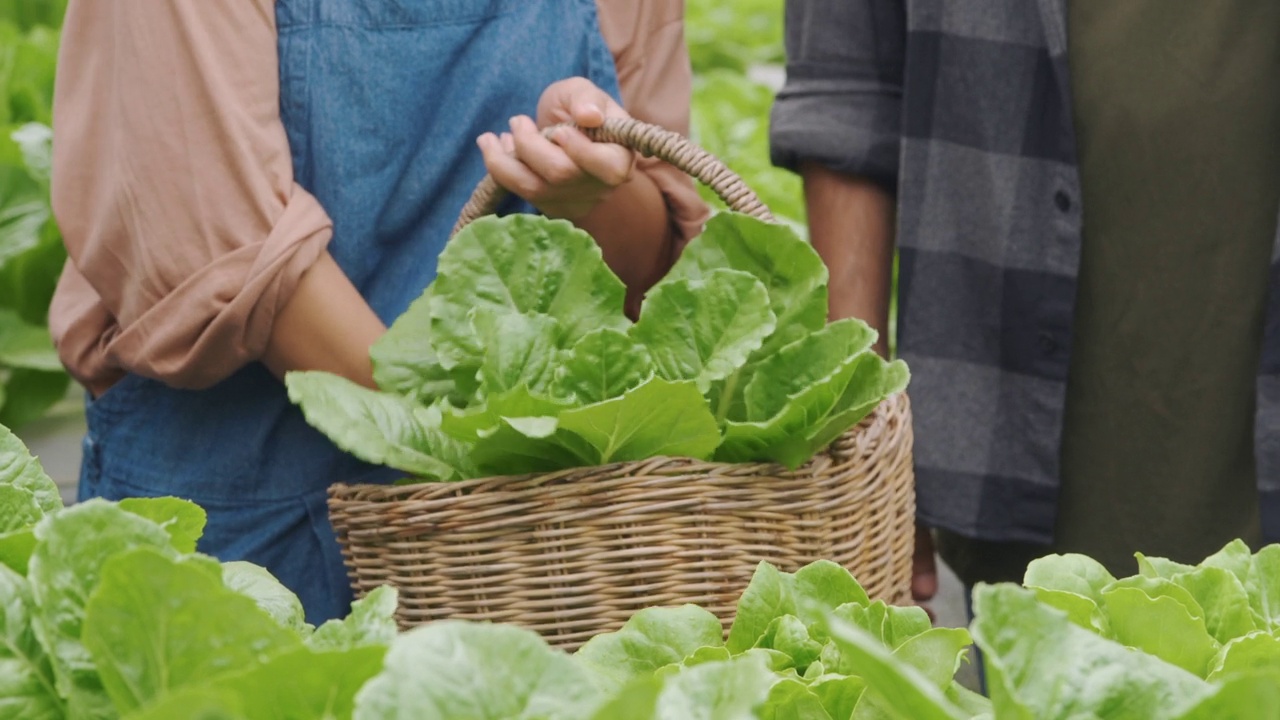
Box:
[769,0,906,193]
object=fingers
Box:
[549,126,633,187]
[539,76,629,128]
[488,116,630,190]
[477,110,632,218]
[477,131,546,200]
[568,98,606,128]
[508,115,584,186]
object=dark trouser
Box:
[962,585,988,695]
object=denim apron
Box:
[77,0,622,625]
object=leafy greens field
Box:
[7,421,1280,719]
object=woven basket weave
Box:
[328,118,916,650]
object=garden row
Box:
[5,420,1280,719]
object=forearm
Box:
[573,168,673,303]
[801,161,896,356]
[262,252,386,388]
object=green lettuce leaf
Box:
[650,653,777,720]
[1023,554,1116,635]
[1171,566,1257,645]
[717,321,907,468]
[555,378,721,464]
[125,645,386,720]
[822,602,967,688]
[286,370,465,480]
[28,500,177,719]
[0,563,62,720]
[222,562,310,636]
[1023,553,1116,600]
[428,215,628,370]
[122,688,249,720]
[352,620,605,720]
[1200,540,1256,588]
[890,628,973,690]
[801,356,909,461]
[821,615,966,720]
[1246,545,1280,631]
[441,385,571,443]
[448,379,720,474]
[945,684,994,718]
[729,560,873,655]
[809,674,867,720]
[727,562,797,654]
[757,614,822,671]
[473,310,563,398]
[742,320,876,423]
[306,586,399,653]
[370,287,480,407]
[794,560,872,621]
[118,497,206,555]
[0,527,35,575]
[0,422,59,516]
[575,605,724,695]
[665,213,828,357]
[554,328,655,404]
[1100,577,1219,676]
[81,548,301,715]
[0,370,69,431]
[441,386,580,475]
[972,583,1214,719]
[1170,670,1280,720]
[587,677,663,720]
[0,306,60,372]
[1208,632,1280,681]
[0,485,41,534]
[632,269,775,393]
[759,678,835,720]
[1136,552,1197,580]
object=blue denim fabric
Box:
[77,0,621,625]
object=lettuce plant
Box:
[1019,542,1280,681]
[286,212,909,482]
[6,424,1280,718]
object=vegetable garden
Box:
[4,2,1280,719]
[7,424,1280,719]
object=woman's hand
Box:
[477,77,635,221]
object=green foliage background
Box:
[0,0,67,431]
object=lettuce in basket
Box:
[286,212,909,481]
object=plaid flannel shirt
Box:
[769,0,1280,545]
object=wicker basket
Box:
[328,118,916,650]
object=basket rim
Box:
[327,392,910,504]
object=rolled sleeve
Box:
[48,0,330,393]
[769,0,906,194]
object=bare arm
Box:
[49,0,386,394]
[262,253,385,388]
[800,161,896,356]
[572,166,672,303]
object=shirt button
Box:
[1037,333,1057,354]
[1054,190,1072,213]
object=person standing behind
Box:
[769,0,1280,607]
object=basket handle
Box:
[451,117,775,236]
